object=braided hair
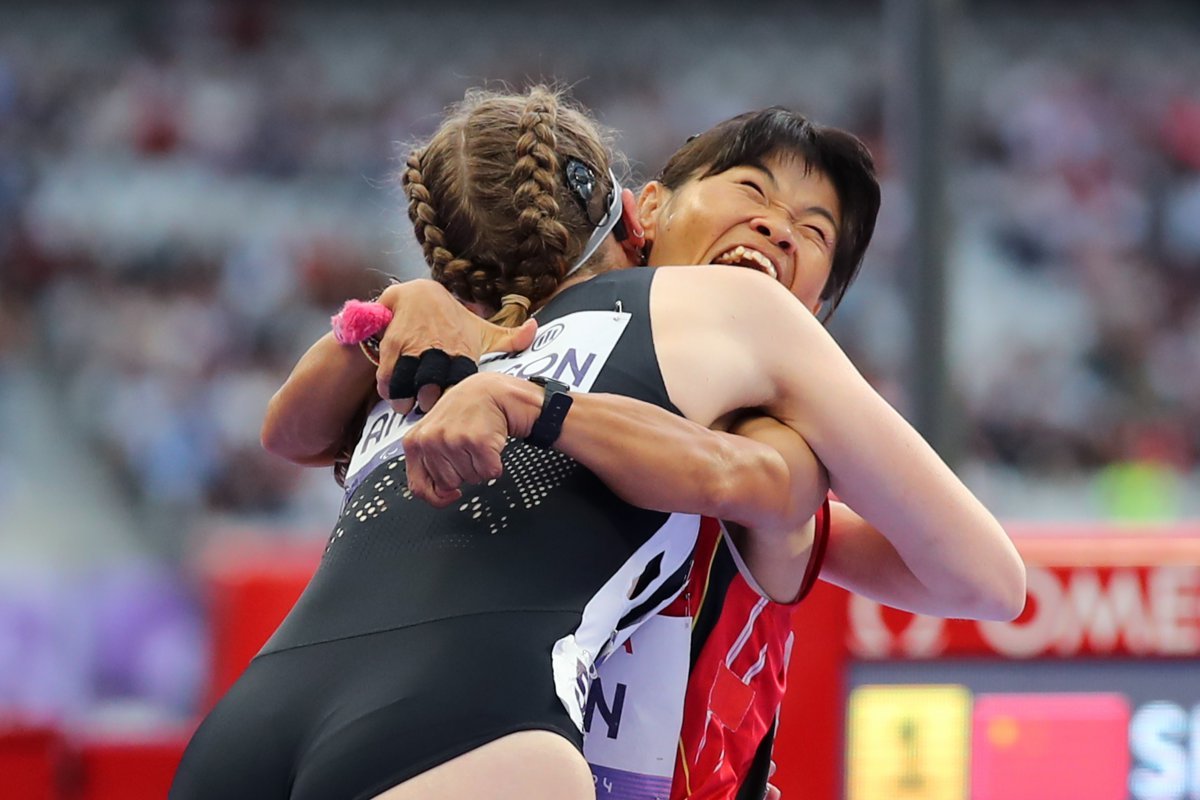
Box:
[402,86,617,327]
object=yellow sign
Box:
[846,684,971,800]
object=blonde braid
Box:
[492,89,574,326]
[397,86,619,327]
[403,149,490,306]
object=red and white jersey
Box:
[585,504,830,800]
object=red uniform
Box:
[670,504,829,799]
[584,505,829,800]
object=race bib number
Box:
[343,309,631,493]
[585,614,691,800]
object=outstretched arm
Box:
[816,500,1006,617]
[650,266,1027,622]
[720,415,1025,619]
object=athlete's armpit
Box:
[722,413,828,603]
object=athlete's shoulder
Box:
[648,263,796,323]
[649,263,790,299]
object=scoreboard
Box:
[773,524,1200,800]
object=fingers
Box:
[404,453,461,508]
[382,349,479,412]
[405,426,505,505]
[380,355,419,413]
[422,450,468,497]
[389,354,420,398]
[465,443,504,484]
[405,420,483,504]
[426,485,463,509]
[413,349,452,392]
[446,355,476,386]
[415,384,443,414]
[403,433,461,505]
[412,350,475,412]
[481,317,539,355]
[510,318,539,351]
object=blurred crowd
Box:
[1,0,1197,534]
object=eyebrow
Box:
[747,163,841,237]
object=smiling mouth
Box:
[712,245,778,281]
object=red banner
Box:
[773,524,1200,800]
[847,561,1200,660]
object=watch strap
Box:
[525,376,573,449]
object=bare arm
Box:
[403,371,816,535]
[265,279,822,542]
[718,414,1026,619]
[261,332,377,465]
[816,500,1013,617]
[651,266,1027,621]
[720,414,829,604]
[263,283,827,587]
[261,279,535,465]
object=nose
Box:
[752,216,795,253]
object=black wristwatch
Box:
[525,375,573,449]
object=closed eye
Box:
[740,179,766,198]
[804,225,835,248]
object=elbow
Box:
[702,440,794,530]
[997,556,1029,621]
[260,394,290,457]
[260,415,293,460]
[260,393,324,464]
[260,421,285,458]
[974,553,1028,622]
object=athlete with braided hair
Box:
[368,96,1003,800]
[174,86,1023,800]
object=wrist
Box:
[524,375,573,449]
[473,372,544,438]
[330,298,392,366]
[320,332,378,380]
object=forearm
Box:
[821,502,1024,620]
[261,332,377,465]
[564,398,796,526]
[810,405,1026,620]
[491,376,797,527]
[724,415,829,603]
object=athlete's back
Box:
[172,267,700,800]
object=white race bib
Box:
[584,614,691,800]
[343,309,632,493]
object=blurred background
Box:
[0,0,1196,797]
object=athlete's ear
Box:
[637,181,667,248]
[616,188,645,266]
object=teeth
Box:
[714,246,777,280]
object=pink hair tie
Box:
[331,299,392,345]
[331,299,393,366]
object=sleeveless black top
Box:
[261,269,699,725]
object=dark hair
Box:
[657,107,880,320]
